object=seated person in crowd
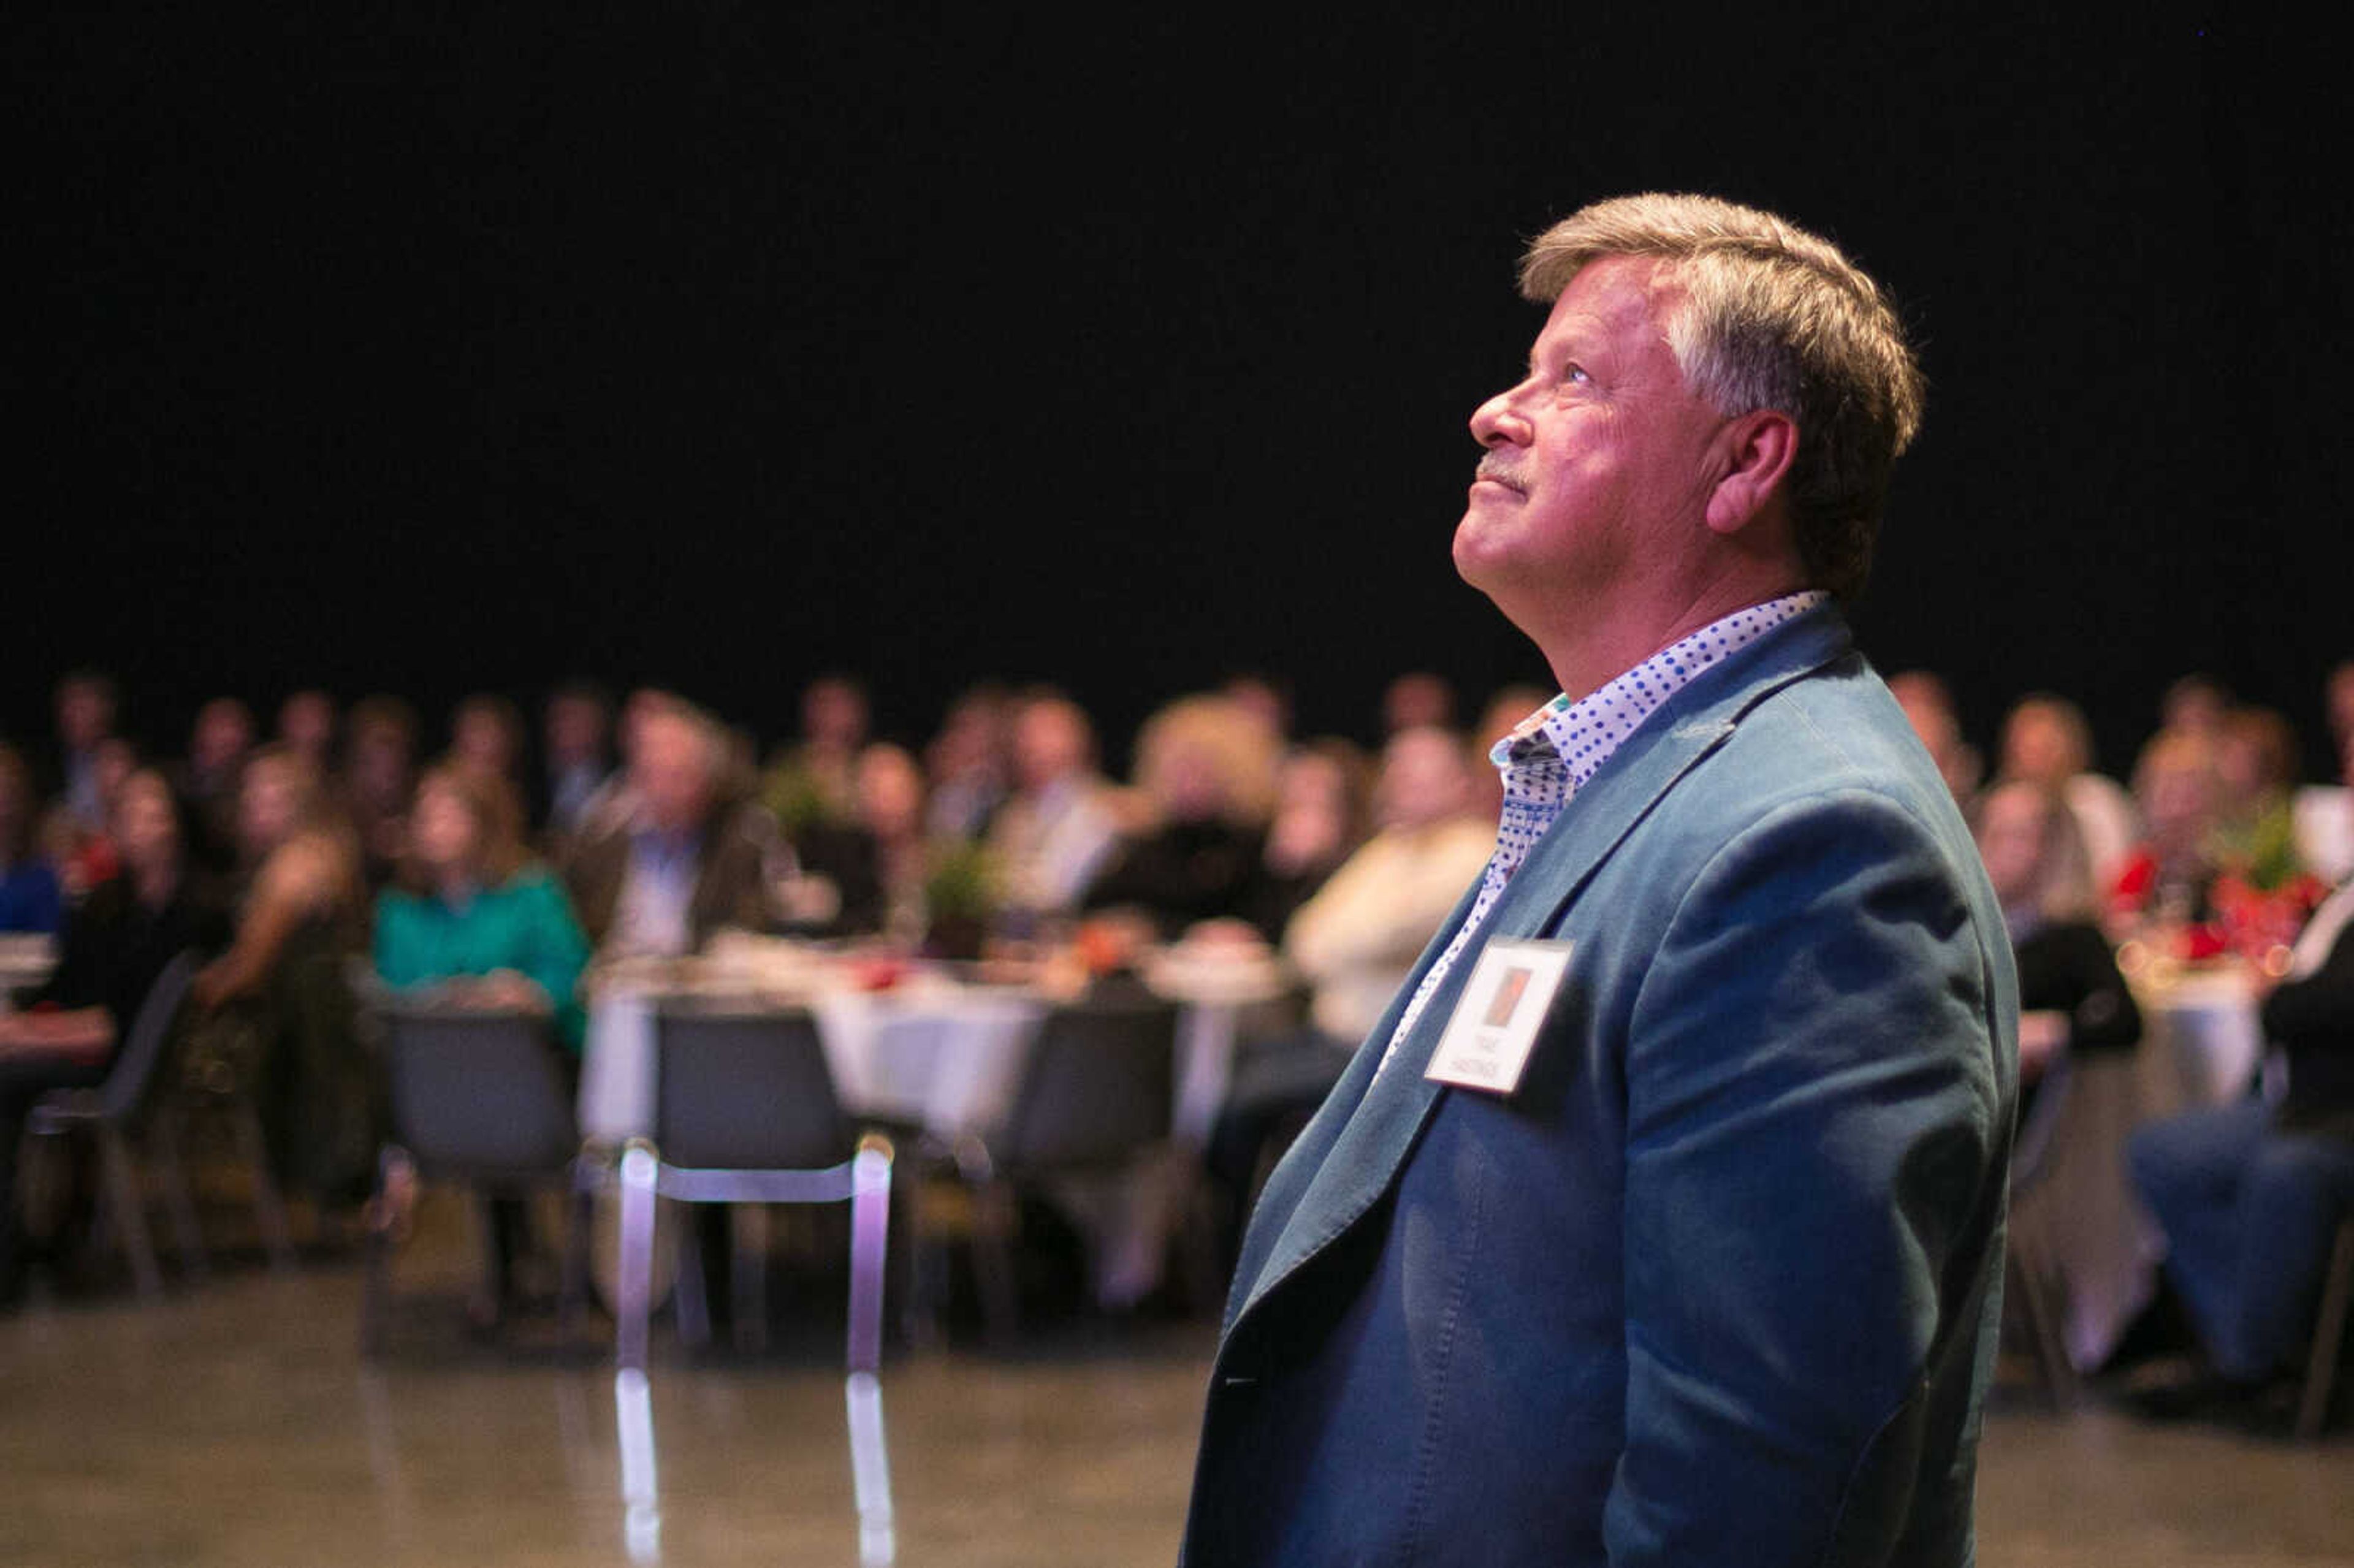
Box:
[0,769,228,1304]
[1205,726,1493,1244]
[796,741,929,943]
[565,698,779,957]
[986,691,1122,926]
[1084,694,1281,940]
[539,683,613,851]
[374,763,590,1322]
[47,671,118,835]
[1235,739,1369,942]
[0,744,63,935]
[174,697,255,880]
[770,675,870,829]
[47,736,139,904]
[2128,872,2354,1417]
[449,693,527,797]
[2210,706,2307,891]
[343,696,419,896]
[2111,730,2225,947]
[1975,780,2140,1120]
[276,689,339,780]
[2294,663,2354,885]
[375,764,590,1051]
[1380,671,1455,736]
[2000,692,2138,895]
[191,745,373,1206]
[924,685,1013,843]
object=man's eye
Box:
[1561,363,1591,385]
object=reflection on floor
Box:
[1,1193,2349,1567]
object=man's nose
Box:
[1469,384,1531,449]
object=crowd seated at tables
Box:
[2,661,2353,1425]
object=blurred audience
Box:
[48,671,118,834]
[375,764,590,1050]
[539,683,614,849]
[276,690,338,778]
[1999,693,2138,896]
[176,697,256,878]
[48,736,139,903]
[0,745,62,935]
[1238,740,1370,941]
[1085,695,1281,940]
[2209,707,2306,890]
[987,691,1122,926]
[2110,732,2223,948]
[2157,674,2233,748]
[565,698,779,957]
[852,742,931,943]
[343,697,419,894]
[0,769,229,1305]
[2294,664,2354,885]
[374,763,590,1323]
[1889,670,1984,815]
[1976,781,2140,1112]
[2128,867,2354,1415]
[1381,671,1455,736]
[190,745,372,1206]
[924,685,1013,843]
[449,693,526,797]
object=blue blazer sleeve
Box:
[1606,789,2008,1567]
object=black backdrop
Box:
[9,7,2346,778]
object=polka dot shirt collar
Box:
[1493,591,1832,793]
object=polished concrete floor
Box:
[3,1196,2350,1567]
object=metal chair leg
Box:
[234,1101,297,1272]
[2296,1219,2354,1441]
[673,1205,712,1350]
[151,1106,210,1283]
[972,1178,1021,1349]
[558,1178,595,1337]
[98,1128,164,1302]
[732,1203,769,1354]
[848,1139,893,1372]
[615,1145,660,1370]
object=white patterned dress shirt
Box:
[1374,592,1830,1078]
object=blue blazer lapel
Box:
[1228,609,1858,1333]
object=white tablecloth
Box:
[579,962,1279,1150]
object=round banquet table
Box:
[2009,961,2266,1371]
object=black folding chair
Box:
[931,993,1180,1344]
[614,1003,891,1370]
[362,1001,593,1353]
[25,951,202,1300]
[2296,1214,2354,1441]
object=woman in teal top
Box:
[374,763,591,1051]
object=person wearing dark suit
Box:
[1182,194,2015,1567]
[563,699,780,957]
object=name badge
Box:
[1424,938,1573,1096]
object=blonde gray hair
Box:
[1519,193,1924,600]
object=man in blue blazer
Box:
[1182,195,2017,1566]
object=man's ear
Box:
[1703,410,1798,536]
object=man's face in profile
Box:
[1453,255,1727,622]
